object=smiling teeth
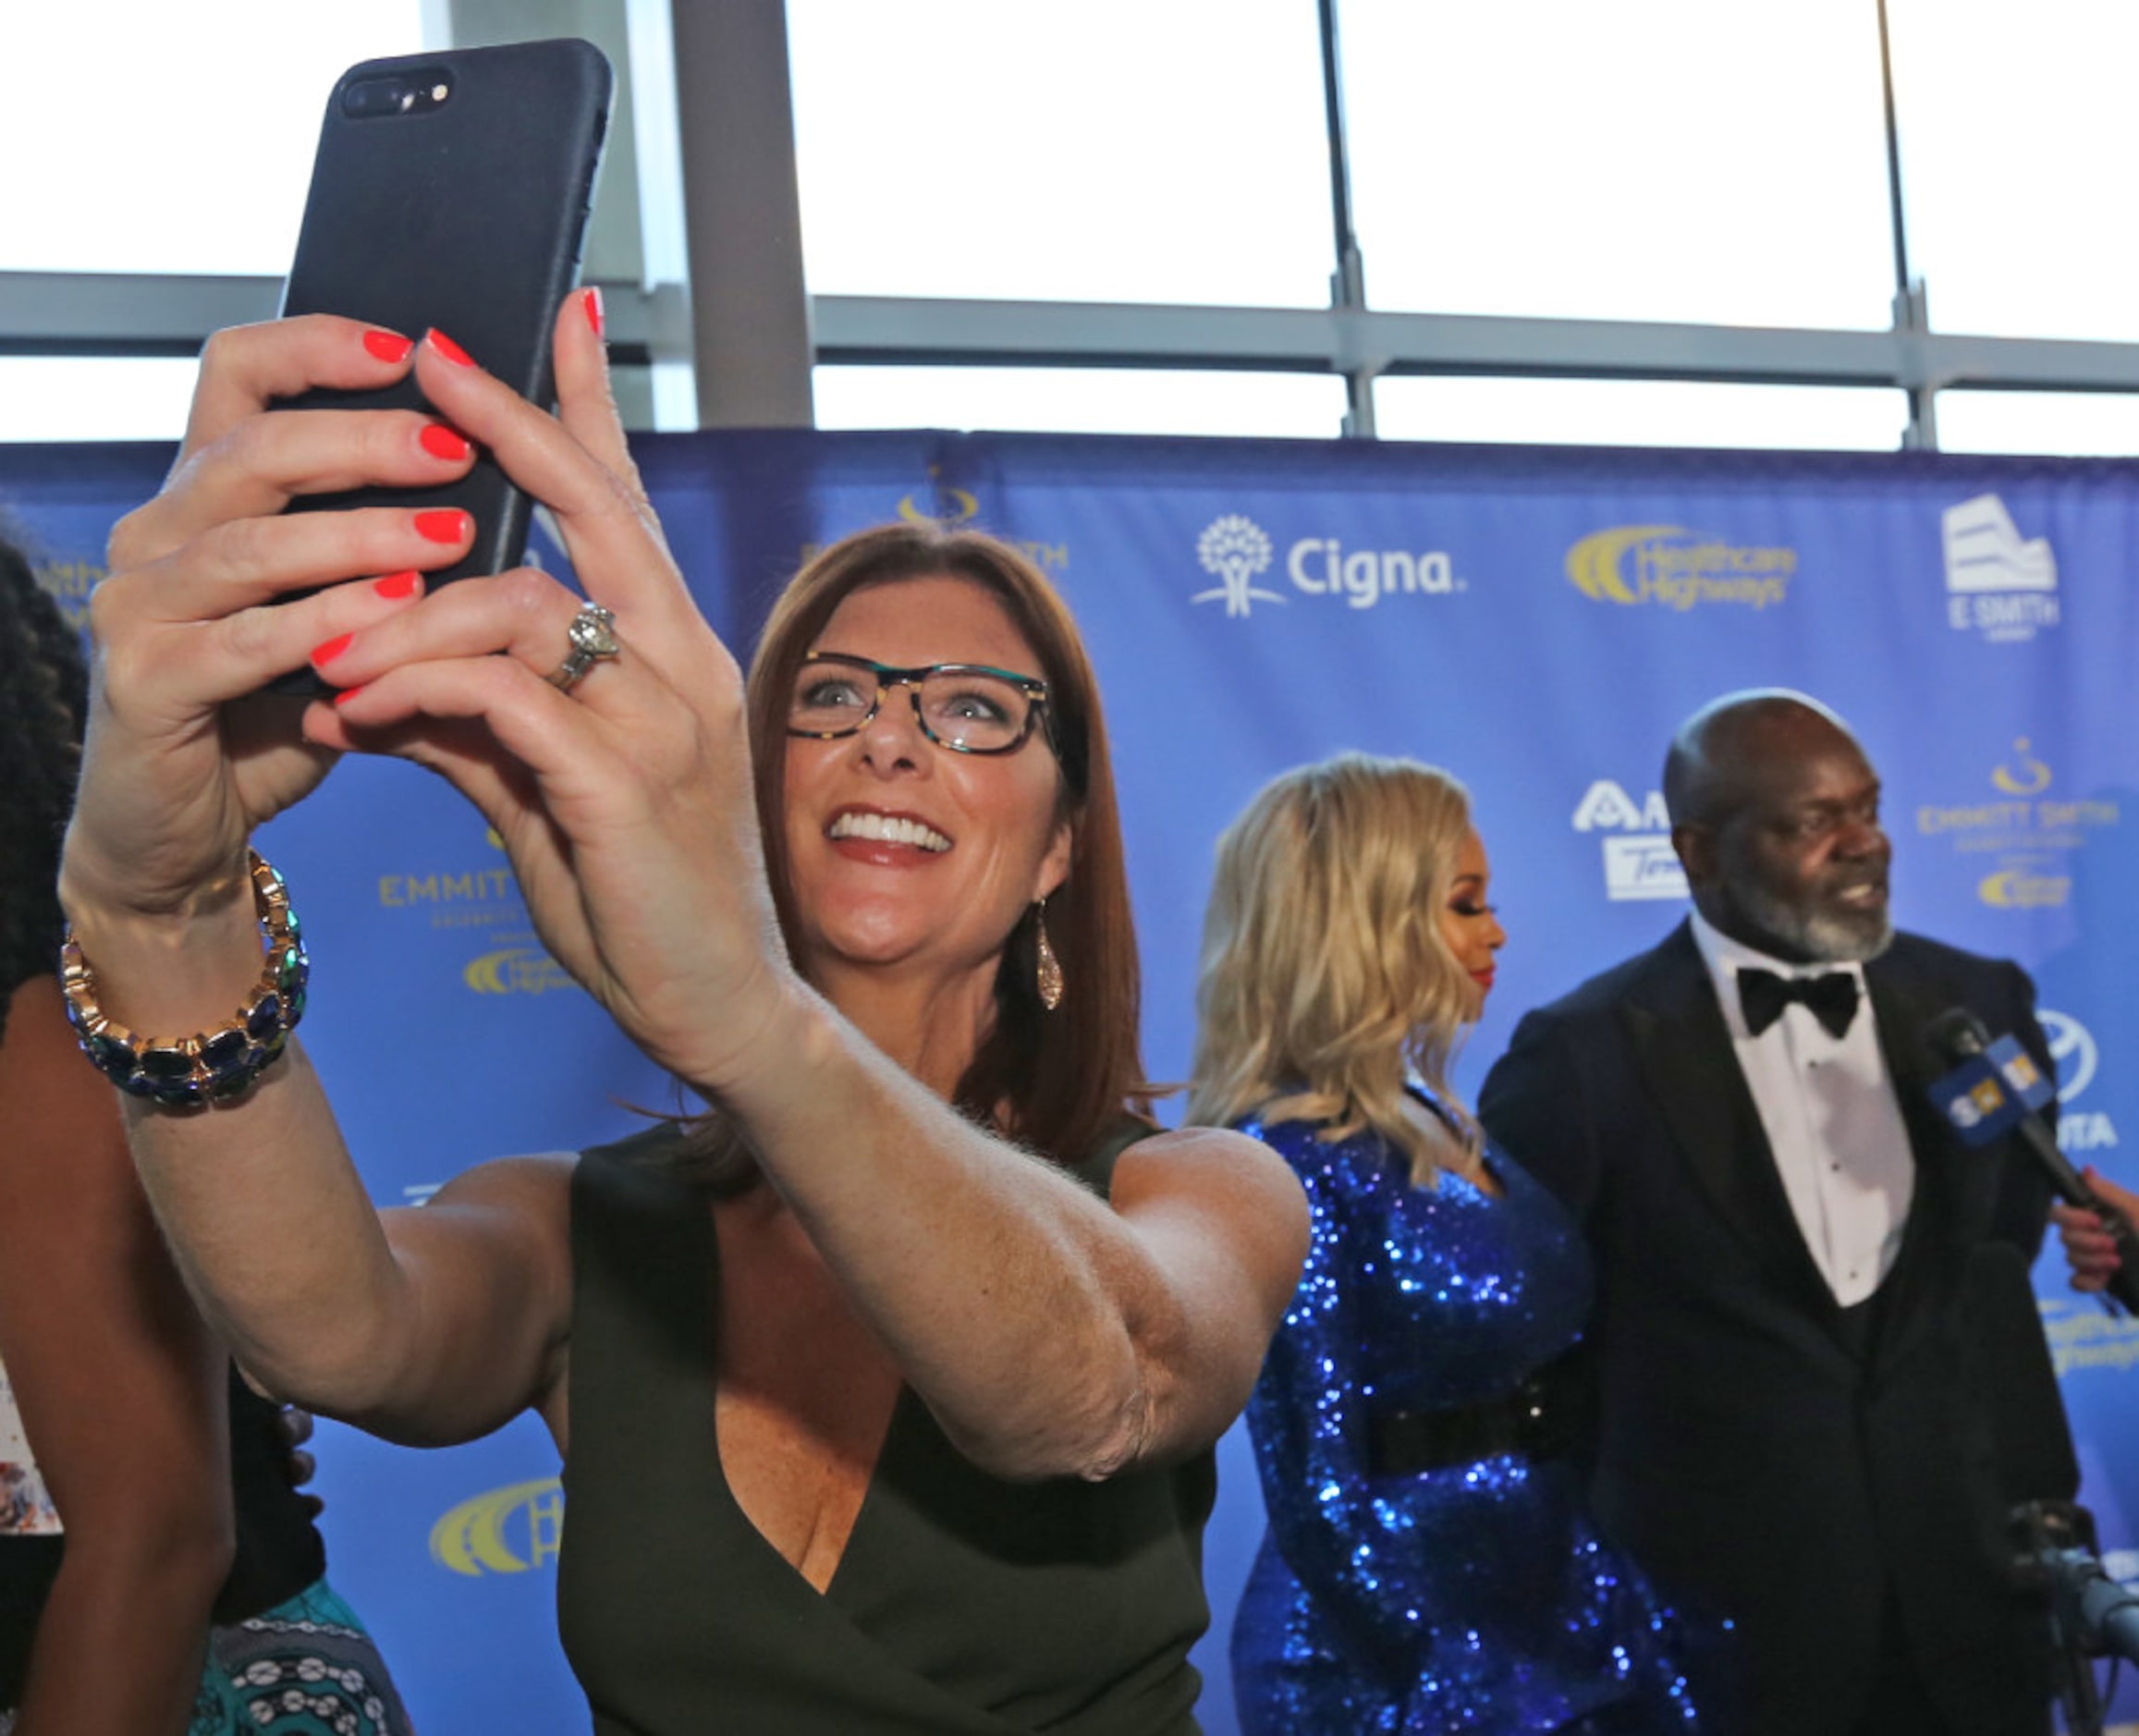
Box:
[830,812,951,852]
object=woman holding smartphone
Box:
[55,302,1307,1733]
[1191,754,1698,1735]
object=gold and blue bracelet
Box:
[59,850,309,1108]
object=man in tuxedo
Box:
[1479,691,2056,1736]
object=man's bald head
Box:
[1665,690,1893,963]
[1664,691,1862,832]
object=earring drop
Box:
[1034,899,1064,1012]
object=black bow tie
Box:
[1737,967,1860,1039]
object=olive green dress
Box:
[557,1124,1216,1734]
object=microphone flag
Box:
[1929,1034,2056,1147]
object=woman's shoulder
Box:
[410,1150,581,1227]
[1230,1109,1398,1191]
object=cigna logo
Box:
[464,947,578,995]
[1571,779,1687,901]
[1192,515,1462,617]
[431,1477,563,1577]
[1566,525,1795,611]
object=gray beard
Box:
[1730,876,1895,964]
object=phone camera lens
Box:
[342,76,395,118]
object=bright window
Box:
[814,365,1349,438]
[1887,0,2139,344]
[1338,0,1897,331]
[1374,376,1909,451]
[786,0,1333,308]
[1935,392,2139,458]
[0,3,425,275]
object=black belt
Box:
[1365,1347,1590,1476]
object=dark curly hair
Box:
[0,520,89,1024]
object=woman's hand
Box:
[2052,1167,2139,1293]
[297,297,797,1089]
[63,316,471,945]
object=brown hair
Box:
[684,522,1148,1186]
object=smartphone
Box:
[266,37,613,695]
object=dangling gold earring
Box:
[1033,898,1065,1012]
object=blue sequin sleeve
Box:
[1241,1120,1426,1670]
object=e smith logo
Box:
[1192,514,1463,617]
[1566,526,1796,611]
[1943,494,2058,643]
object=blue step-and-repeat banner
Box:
[7,428,2139,1731]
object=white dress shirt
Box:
[1689,911,1915,1306]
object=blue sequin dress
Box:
[1231,1094,1699,1735]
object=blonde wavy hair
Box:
[1187,753,1484,1187]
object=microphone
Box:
[1925,1008,2139,1315]
[2014,1499,2139,1673]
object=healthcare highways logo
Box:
[1565,526,1796,611]
[1942,494,2058,644]
[431,1477,564,1576]
[1912,739,2116,912]
[1192,514,1463,618]
[1571,780,1687,901]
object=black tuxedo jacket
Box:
[1479,922,2055,1736]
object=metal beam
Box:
[0,273,690,369]
[810,295,2139,397]
[17,273,2139,401]
[665,0,813,428]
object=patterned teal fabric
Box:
[189,1579,413,1736]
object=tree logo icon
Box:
[1193,515,1282,617]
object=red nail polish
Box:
[332,683,367,708]
[363,329,413,364]
[419,423,471,462]
[426,328,476,368]
[311,632,353,667]
[414,509,470,544]
[375,570,422,600]
[582,287,605,338]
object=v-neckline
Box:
[703,1203,915,1601]
[711,1381,917,1601]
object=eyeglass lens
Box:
[790,661,1035,752]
